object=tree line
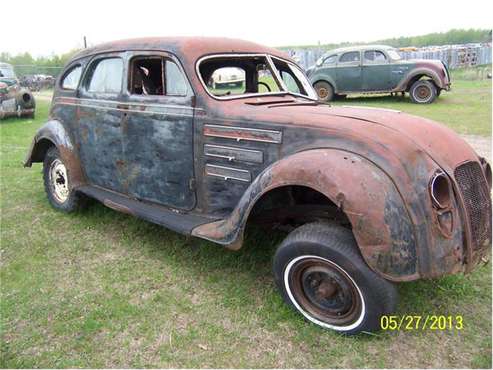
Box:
[0,50,79,78]
[280,28,492,50]
[1,28,491,77]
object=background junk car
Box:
[0,62,36,119]
[306,45,451,103]
[24,37,491,334]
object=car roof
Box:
[324,44,394,55]
[0,62,13,68]
[71,37,290,63]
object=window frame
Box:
[322,54,338,65]
[126,52,191,98]
[363,50,388,65]
[338,51,361,64]
[196,53,317,101]
[81,54,124,97]
[60,64,83,91]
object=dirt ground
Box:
[461,134,491,159]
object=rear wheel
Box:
[43,147,87,212]
[313,81,334,102]
[273,222,397,334]
[409,80,437,104]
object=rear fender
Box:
[192,148,419,281]
[24,119,86,188]
[396,68,444,91]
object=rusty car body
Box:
[306,45,451,103]
[25,37,491,334]
[0,62,36,119]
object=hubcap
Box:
[49,159,69,203]
[286,256,363,328]
[415,85,431,101]
[318,87,328,99]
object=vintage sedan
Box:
[25,37,491,334]
[0,62,36,119]
[306,45,451,103]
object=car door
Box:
[77,53,126,193]
[121,52,196,210]
[389,61,412,89]
[336,51,362,92]
[362,50,392,91]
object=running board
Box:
[77,186,218,235]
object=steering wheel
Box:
[258,81,271,92]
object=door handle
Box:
[117,103,128,110]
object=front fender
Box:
[310,72,338,93]
[24,119,86,188]
[192,149,419,281]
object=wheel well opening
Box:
[406,74,435,91]
[29,138,55,163]
[247,185,351,233]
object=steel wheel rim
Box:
[415,85,431,102]
[317,87,329,99]
[284,255,365,330]
[49,159,69,203]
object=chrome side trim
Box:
[54,97,200,111]
[204,124,282,144]
[205,144,263,163]
[53,101,194,117]
[205,164,251,182]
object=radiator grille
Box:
[454,161,492,251]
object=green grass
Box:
[0,81,491,367]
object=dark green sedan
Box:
[306,45,451,104]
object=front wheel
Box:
[273,222,398,334]
[43,147,87,212]
[313,81,334,102]
[409,80,437,104]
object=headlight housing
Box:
[430,171,452,209]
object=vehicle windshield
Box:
[0,65,16,78]
[387,49,402,61]
[198,54,317,100]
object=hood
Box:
[314,104,476,169]
[220,98,477,173]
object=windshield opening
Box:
[387,50,402,61]
[271,57,318,100]
[198,54,317,100]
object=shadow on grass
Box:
[72,201,488,340]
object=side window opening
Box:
[364,50,387,63]
[130,57,164,95]
[339,52,360,63]
[87,58,123,94]
[129,57,188,96]
[323,55,337,65]
[61,65,82,90]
